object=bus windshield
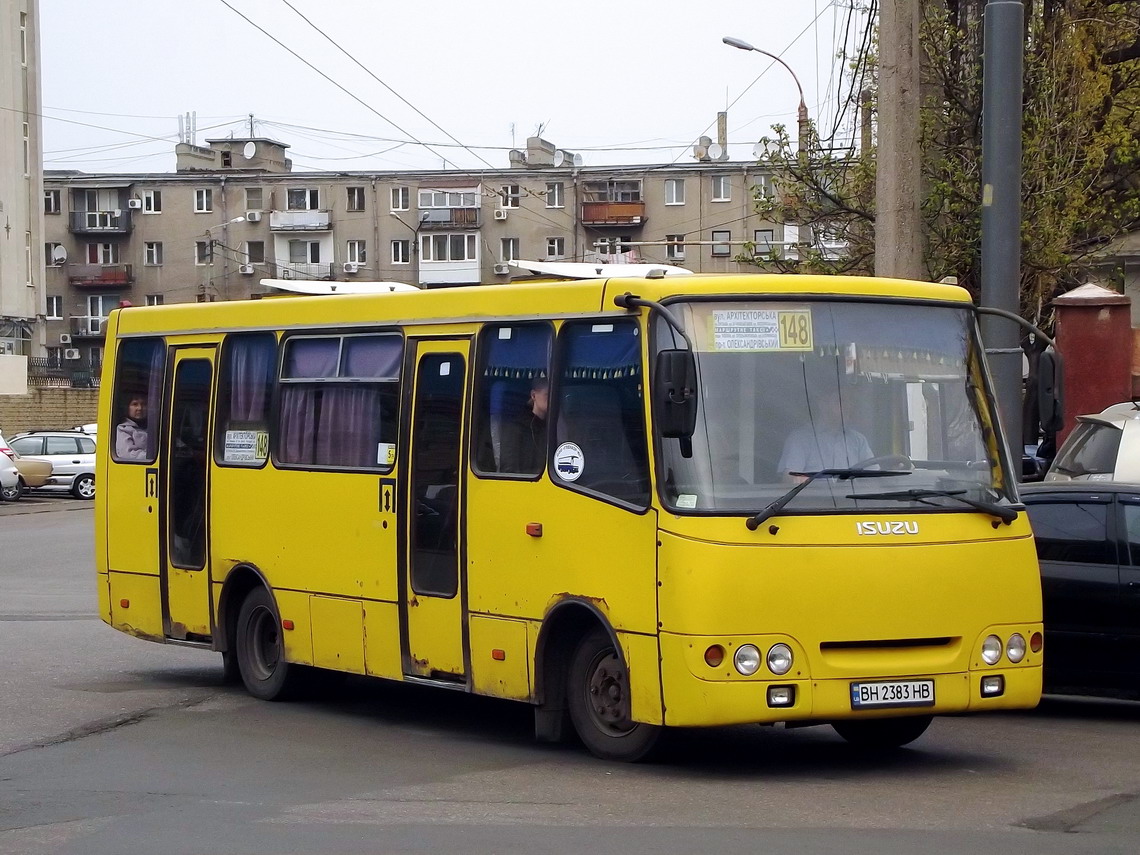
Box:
[655,299,1014,515]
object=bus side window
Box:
[554,320,650,507]
[110,337,165,464]
[214,332,276,468]
[472,323,552,478]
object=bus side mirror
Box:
[654,349,698,440]
[1037,349,1064,433]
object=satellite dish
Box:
[242,141,256,160]
[708,143,724,161]
[552,150,566,168]
[51,245,68,264]
[752,142,765,159]
[572,153,583,167]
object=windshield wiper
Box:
[844,488,1019,523]
[745,468,910,530]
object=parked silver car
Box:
[1044,401,1140,482]
[8,430,97,499]
[0,454,18,500]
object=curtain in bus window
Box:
[145,343,164,459]
[278,386,319,464]
[341,335,402,378]
[229,335,275,421]
[314,386,384,467]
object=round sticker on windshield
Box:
[554,442,584,481]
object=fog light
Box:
[766,643,793,676]
[734,644,762,676]
[981,675,1005,697]
[1006,633,1026,663]
[767,685,796,707]
[981,634,1003,665]
[1030,632,1043,653]
[704,645,725,668]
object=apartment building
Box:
[42,135,792,365]
[0,0,44,367]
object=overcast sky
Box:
[39,0,872,175]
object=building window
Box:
[87,243,120,264]
[245,241,265,263]
[245,187,262,210]
[288,240,321,263]
[711,175,731,202]
[582,179,642,203]
[499,184,521,209]
[195,241,211,265]
[546,182,564,209]
[87,294,117,328]
[420,233,478,262]
[418,188,477,208]
[46,296,62,319]
[287,188,319,211]
[391,239,410,264]
[23,123,30,176]
[20,12,27,65]
[346,240,367,263]
[500,237,519,262]
[666,234,686,261]
[753,175,774,199]
[144,241,164,266]
[391,186,409,211]
[143,189,162,213]
[753,229,776,254]
[44,189,61,215]
[46,346,61,364]
[194,189,213,213]
[146,294,164,306]
[546,237,566,260]
[347,186,366,212]
[711,230,732,256]
[45,242,63,266]
[664,178,685,206]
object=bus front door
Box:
[162,348,215,641]
[402,340,470,680]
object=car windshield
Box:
[654,299,1015,514]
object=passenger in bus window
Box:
[500,378,548,475]
[777,385,872,481]
[115,394,149,460]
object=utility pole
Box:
[979,0,1026,453]
[874,0,923,280]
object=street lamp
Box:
[389,211,430,288]
[722,36,810,148]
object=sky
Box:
[38,0,873,175]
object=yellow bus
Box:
[95,271,1043,761]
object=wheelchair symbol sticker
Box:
[554,442,583,481]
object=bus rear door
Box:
[402,339,470,681]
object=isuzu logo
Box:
[857,521,920,536]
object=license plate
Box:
[850,679,935,709]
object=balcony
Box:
[67,263,133,289]
[68,209,133,235]
[71,315,108,338]
[419,208,482,230]
[270,210,332,231]
[580,201,647,227]
[275,262,333,280]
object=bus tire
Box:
[234,587,306,701]
[832,715,933,749]
[567,628,661,762]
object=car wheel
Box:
[72,473,96,500]
[1,478,24,501]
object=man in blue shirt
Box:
[777,386,873,481]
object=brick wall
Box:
[0,389,100,436]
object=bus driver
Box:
[777,386,872,481]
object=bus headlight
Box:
[981,634,1003,665]
[734,644,762,676]
[766,643,793,675]
[1006,633,1026,663]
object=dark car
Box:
[1021,482,1140,695]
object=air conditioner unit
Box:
[493,209,509,221]
[492,263,510,275]
[58,333,72,345]
[245,211,262,222]
[343,262,360,274]
[127,198,142,209]
[239,264,254,275]
[64,348,81,360]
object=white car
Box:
[1044,401,1140,482]
[8,430,97,499]
[0,455,17,500]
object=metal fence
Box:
[27,357,101,388]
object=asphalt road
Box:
[2,504,1140,854]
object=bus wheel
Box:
[567,628,661,762]
[235,587,305,701]
[832,715,933,749]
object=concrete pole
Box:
[874,0,924,280]
[979,1,1025,456]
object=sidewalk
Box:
[0,496,94,517]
